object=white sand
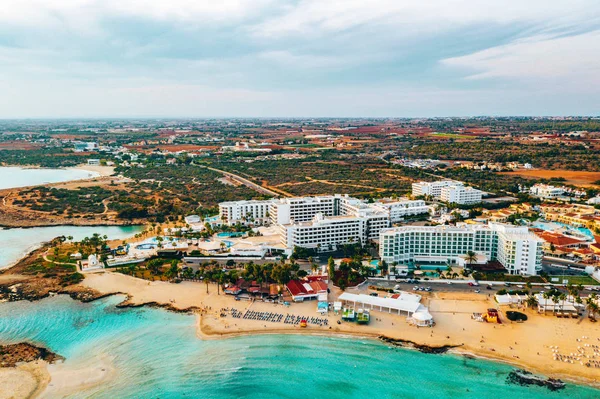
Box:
[0,361,50,399]
[70,165,115,177]
[40,355,115,398]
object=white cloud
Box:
[441,30,600,88]
[1,0,277,29]
[250,0,598,38]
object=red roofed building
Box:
[286,279,328,302]
[535,231,582,248]
[307,275,329,283]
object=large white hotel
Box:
[412,180,483,205]
[219,194,543,276]
[379,223,543,275]
[220,194,429,247]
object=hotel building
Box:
[219,199,273,225]
[269,196,340,225]
[439,185,483,205]
[412,180,482,205]
[371,199,430,222]
[220,194,430,251]
[379,223,543,275]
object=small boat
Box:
[300,319,307,328]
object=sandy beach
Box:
[79,272,600,388]
[0,361,50,399]
[0,350,115,399]
[40,355,115,398]
[69,164,115,178]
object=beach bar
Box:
[338,293,422,316]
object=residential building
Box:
[379,223,543,275]
[529,184,565,199]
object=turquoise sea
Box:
[0,166,99,190]
[1,295,599,399]
[0,225,143,269]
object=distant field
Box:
[428,132,473,139]
[500,169,600,187]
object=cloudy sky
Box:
[1,0,599,118]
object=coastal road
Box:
[201,166,286,197]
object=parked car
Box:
[504,282,511,287]
[413,286,419,291]
[425,287,432,292]
[474,289,481,293]
[370,292,378,297]
[486,285,493,290]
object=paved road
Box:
[368,279,600,296]
[202,166,284,197]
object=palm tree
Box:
[311,263,319,275]
[587,293,599,320]
[464,251,477,269]
[558,293,567,313]
[127,263,137,276]
[551,295,560,314]
[526,294,539,309]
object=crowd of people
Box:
[550,336,600,368]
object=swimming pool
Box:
[216,232,244,238]
[532,221,594,240]
[135,243,156,250]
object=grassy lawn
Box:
[547,275,600,286]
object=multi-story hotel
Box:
[412,180,457,198]
[379,223,543,275]
[440,185,482,205]
[281,214,366,250]
[219,199,273,225]
[220,194,430,250]
[371,199,430,222]
[269,196,340,225]
[278,195,392,249]
[412,180,482,205]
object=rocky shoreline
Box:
[507,369,566,391]
[378,335,463,354]
[0,343,63,368]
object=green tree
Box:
[328,257,335,280]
